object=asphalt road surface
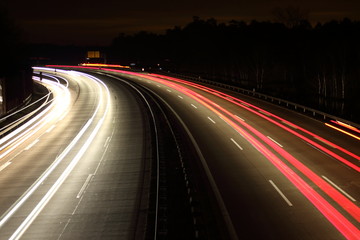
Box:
[0,67,359,239]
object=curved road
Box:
[0,67,359,239]
[0,69,154,239]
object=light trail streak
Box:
[167,81,360,239]
[42,66,360,239]
[185,88,360,223]
[150,73,360,163]
[124,72,360,239]
[325,123,360,141]
[0,78,70,160]
[3,70,111,240]
[331,120,360,134]
[0,90,51,131]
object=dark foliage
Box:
[0,7,32,114]
[110,17,360,123]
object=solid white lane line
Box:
[167,89,172,92]
[322,176,356,202]
[230,138,243,150]
[208,117,216,124]
[267,136,283,148]
[178,95,183,99]
[46,125,55,133]
[76,174,94,199]
[234,115,245,121]
[269,180,293,206]
[24,139,39,151]
[0,162,11,172]
[191,104,198,109]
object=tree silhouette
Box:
[110,17,360,123]
[0,6,32,115]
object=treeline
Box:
[0,8,32,115]
[110,17,360,123]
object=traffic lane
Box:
[198,83,360,157]
[159,79,360,202]
[19,74,152,239]
[168,81,360,226]
[0,71,105,238]
[159,77,360,163]
[119,77,345,239]
[68,69,358,237]
[0,71,96,214]
[123,73,359,200]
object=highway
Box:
[0,69,157,239]
[0,66,359,239]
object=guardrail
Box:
[161,72,360,129]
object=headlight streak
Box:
[325,123,360,141]
[41,66,360,239]
[9,74,110,240]
[3,70,111,240]
[0,90,51,135]
[0,88,51,126]
[331,120,360,134]
[194,92,360,221]
[0,79,70,159]
[0,75,72,226]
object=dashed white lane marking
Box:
[230,138,243,150]
[167,89,172,92]
[25,139,39,151]
[104,136,111,148]
[234,115,245,121]
[267,136,283,148]
[77,174,94,199]
[208,117,216,124]
[322,175,356,202]
[178,95,183,99]
[269,180,293,206]
[191,104,198,109]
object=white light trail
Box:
[8,71,111,240]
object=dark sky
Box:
[3,0,360,46]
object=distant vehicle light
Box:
[79,63,130,69]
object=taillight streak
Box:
[143,77,360,239]
[192,91,360,223]
[150,74,360,164]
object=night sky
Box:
[3,0,360,46]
